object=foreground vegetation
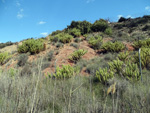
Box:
[0,60,150,113]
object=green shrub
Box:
[101,41,125,52]
[108,59,140,81]
[108,58,124,74]
[133,38,150,50]
[51,30,62,36]
[88,35,103,50]
[8,68,17,77]
[134,48,150,69]
[68,28,81,37]
[69,49,87,63]
[96,67,114,84]
[18,39,44,54]
[91,19,109,32]
[132,40,145,50]
[67,20,92,34]
[59,33,73,43]
[50,33,73,44]
[104,27,112,35]
[118,51,129,62]
[123,63,140,81]
[48,65,78,79]
[0,52,11,65]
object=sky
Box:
[0,0,150,43]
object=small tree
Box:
[91,19,109,32]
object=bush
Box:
[17,53,28,67]
[108,59,140,81]
[56,42,64,48]
[0,52,11,65]
[59,33,73,43]
[134,48,150,69]
[108,58,124,74]
[47,50,54,61]
[88,35,103,50]
[51,30,62,36]
[48,65,78,79]
[104,27,112,35]
[123,63,140,81]
[104,53,118,61]
[0,41,14,49]
[118,51,129,62]
[74,38,82,43]
[91,19,109,32]
[101,41,125,53]
[67,20,92,34]
[70,43,79,49]
[96,67,114,84]
[133,39,150,50]
[50,33,73,44]
[118,17,127,22]
[18,39,44,54]
[68,28,81,37]
[69,49,87,63]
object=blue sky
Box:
[0,0,150,43]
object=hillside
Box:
[0,15,150,112]
[1,15,150,74]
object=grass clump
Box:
[17,53,28,67]
[0,52,11,65]
[47,50,54,61]
[101,41,125,53]
[69,49,87,63]
[88,35,103,50]
[18,39,44,54]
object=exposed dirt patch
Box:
[79,40,98,60]
[123,42,135,51]
[55,45,76,67]
[0,44,17,53]
[80,67,89,76]
[103,38,113,43]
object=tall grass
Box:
[0,59,150,113]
